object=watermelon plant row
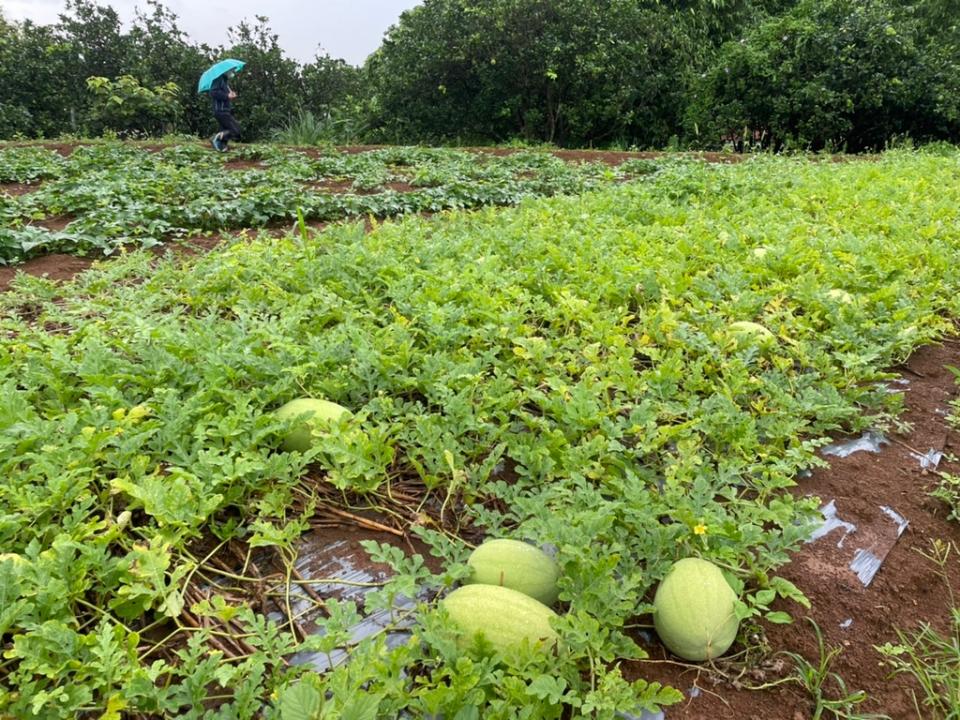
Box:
[0,142,652,265]
[1,149,959,718]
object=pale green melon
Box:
[727,320,776,349]
[442,584,559,654]
[653,558,740,661]
[275,398,350,453]
[826,288,853,304]
[465,538,560,605]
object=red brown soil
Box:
[0,182,40,196]
[385,180,417,192]
[304,179,418,194]
[0,253,94,291]
[43,143,78,157]
[626,342,960,719]
[223,159,266,170]
[306,178,378,195]
[158,233,231,257]
[28,214,73,232]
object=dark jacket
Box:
[210,75,232,113]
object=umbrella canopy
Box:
[197,59,245,93]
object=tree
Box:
[86,75,180,136]
[127,0,212,136]
[361,0,784,147]
[688,0,960,151]
[221,16,303,140]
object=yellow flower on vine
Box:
[693,522,708,536]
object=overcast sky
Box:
[2,0,422,65]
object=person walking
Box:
[210,70,241,152]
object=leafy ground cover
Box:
[2,149,960,718]
[0,142,651,265]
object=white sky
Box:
[1,0,422,65]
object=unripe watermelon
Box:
[442,584,559,654]
[275,398,350,453]
[727,321,775,349]
[826,288,853,304]
[465,538,560,605]
[653,558,740,661]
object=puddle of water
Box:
[821,431,887,458]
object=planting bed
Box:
[0,141,661,268]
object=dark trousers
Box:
[214,111,241,143]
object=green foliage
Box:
[689,0,960,151]
[0,1,360,141]
[3,151,960,714]
[363,0,753,147]
[933,365,960,522]
[784,619,890,719]
[86,75,181,137]
[933,471,960,523]
[0,142,643,264]
[2,0,960,148]
[273,110,332,146]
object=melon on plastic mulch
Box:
[652,557,740,661]
[275,398,350,453]
[442,584,559,654]
[465,538,560,605]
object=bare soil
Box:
[0,253,94,291]
[223,159,266,171]
[27,214,73,232]
[0,182,41,196]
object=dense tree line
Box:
[0,0,360,142]
[0,0,957,150]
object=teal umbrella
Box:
[197,59,245,93]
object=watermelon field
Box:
[1,142,960,719]
[0,143,658,265]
